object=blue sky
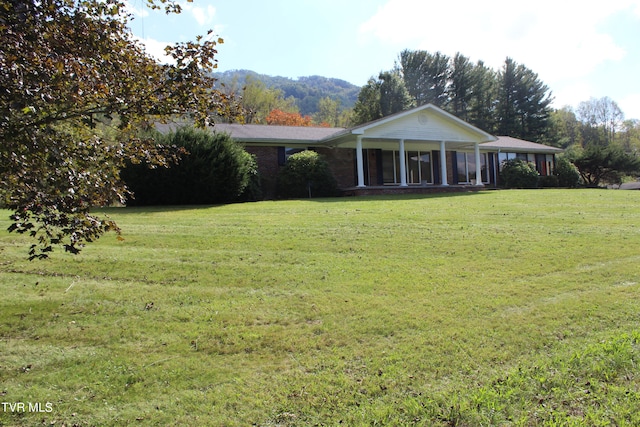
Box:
[128,0,640,120]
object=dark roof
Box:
[479,136,563,153]
[212,123,345,143]
[155,119,562,154]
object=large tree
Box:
[547,107,582,148]
[571,145,640,187]
[496,58,553,141]
[352,71,413,125]
[314,96,341,127]
[352,77,382,125]
[239,76,297,124]
[397,49,449,107]
[619,119,640,153]
[576,97,624,146]
[378,71,414,117]
[1,0,235,259]
[466,61,497,133]
[446,53,475,122]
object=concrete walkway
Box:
[618,181,640,190]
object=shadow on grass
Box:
[308,190,493,203]
[97,190,493,215]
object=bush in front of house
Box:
[500,159,539,188]
[123,127,259,205]
[238,150,263,201]
[277,150,339,198]
[555,157,581,188]
[538,175,559,188]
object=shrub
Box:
[571,145,640,187]
[555,157,580,188]
[123,127,259,205]
[277,150,338,198]
[538,175,559,188]
[238,150,263,202]
[500,159,539,188]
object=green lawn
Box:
[1,189,640,426]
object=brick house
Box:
[213,104,562,198]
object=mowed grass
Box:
[1,189,640,426]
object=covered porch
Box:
[321,104,498,190]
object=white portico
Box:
[321,104,497,188]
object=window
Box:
[498,152,528,169]
[545,154,554,175]
[382,150,433,185]
[457,152,488,184]
[407,151,433,184]
[382,150,400,184]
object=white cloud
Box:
[619,93,640,121]
[124,0,149,18]
[179,2,217,27]
[133,36,173,64]
[359,0,632,85]
[552,81,593,110]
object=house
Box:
[213,104,563,198]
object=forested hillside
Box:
[213,70,359,116]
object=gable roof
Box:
[355,104,496,140]
[480,136,563,153]
[322,104,497,147]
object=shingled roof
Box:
[212,123,345,144]
[479,136,563,153]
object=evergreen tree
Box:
[447,53,475,121]
[353,77,382,125]
[496,58,520,137]
[397,50,449,107]
[378,71,414,117]
[467,61,498,133]
[496,58,553,140]
[352,72,413,125]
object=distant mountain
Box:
[213,70,360,116]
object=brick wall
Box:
[315,147,356,189]
[245,146,279,199]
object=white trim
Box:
[399,139,408,187]
[356,136,365,187]
[474,143,484,187]
[350,104,497,143]
[440,141,448,186]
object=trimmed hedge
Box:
[555,157,581,188]
[122,127,260,205]
[500,159,539,189]
[276,150,339,198]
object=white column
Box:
[356,136,365,187]
[440,140,448,186]
[474,142,484,186]
[399,139,408,186]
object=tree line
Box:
[353,50,554,142]
[350,49,640,186]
